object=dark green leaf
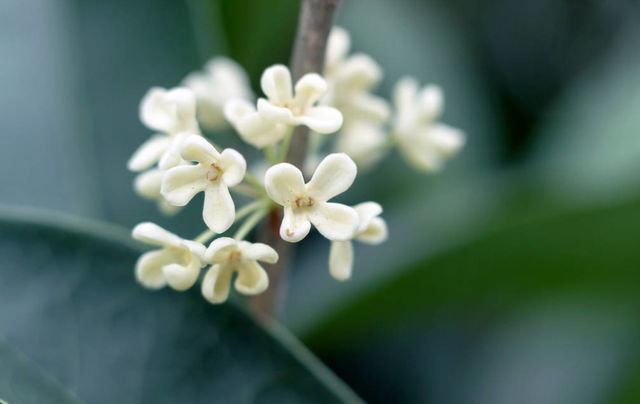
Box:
[0,207,362,404]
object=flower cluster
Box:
[128,26,465,304]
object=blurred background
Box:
[2,0,640,403]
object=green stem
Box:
[264,145,278,165]
[278,126,294,162]
[234,208,268,241]
[243,172,264,191]
[194,229,216,244]
[230,184,258,198]
[193,199,266,244]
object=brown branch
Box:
[248,0,341,323]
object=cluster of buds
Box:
[128,27,465,304]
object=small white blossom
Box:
[265,153,359,243]
[161,135,247,233]
[133,169,181,216]
[393,77,465,172]
[183,57,253,132]
[329,202,388,281]
[334,119,388,170]
[257,65,343,134]
[128,87,201,172]
[202,238,278,304]
[224,99,287,148]
[132,222,206,291]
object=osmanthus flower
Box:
[133,169,181,216]
[257,64,343,134]
[392,77,465,172]
[323,27,390,124]
[329,202,388,282]
[224,99,287,148]
[183,57,253,132]
[265,153,359,243]
[128,87,200,172]
[161,135,247,233]
[201,238,278,304]
[132,222,206,291]
[334,119,389,170]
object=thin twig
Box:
[248,0,341,323]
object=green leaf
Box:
[301,199,640,349]
[0,338,84,404]
[0,207,362,404]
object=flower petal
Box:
[257,98,294,123]
[353,201,383,235]
[356,217,388,245]
[329,240,353,282]
[338,54,382,92]
[205,237,237,264]
[306,153,357,201]
[393,76,419,112]
[236,112,287,148]
[135,249,173,289]
[132,222,182,247]
[235,260,269,295]
[161,164,209,206]
[219,148,246,187]
[308,202,359,241]
[292,73,327,109]
[180,134,219,165]
[201,264,233,304]
[325,26,351,70]
[280,206,311,243]
[335,120,388,169]
[162,254,201,291]
[348,93,390,124]
[224,99,256,125]
[294,106,343,134]
[203,182,235,233]
[264,163,306,206]
[417,85,443,121]
[260,64,293,105]
[238,241,278,263]
[181,240,207,265]
[133,169,163,200]
[429,124,466,157]
[140,87,198,134]
[158,132,190,170]
[128,135,172,172]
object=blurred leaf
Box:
[0,338,84,404]
[302,199,640,348]
[0,207,362,404]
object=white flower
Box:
[257,65,343,134]
[392,77,465,172]
[323,27,390,124]
[201,238,278,304]
[133,169,181,216]
[265,153,359,243]
[335,119,388,170]
[161,135,246,233]
[132,222,206,291]
[183,57,253,132]
[128,87,200,172]
[224,99,287,148]
[329,202,388,282]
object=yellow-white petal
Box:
[235,260,269,296]
[294,106,343,134]
[264,163,306,206]
[133,169,163,200]
[237,112,288,148]
[161,164,209,206]
[181,240,207,265]
[201,264,234,304]
[280,206,311,243]
[203,182,235,233]
[417,85,443,121]
[257,98,294,122]
[219,148,246,187]
[353,202,383,235]
[393,76,419,112]
[356,217,388,245]
[306,153,357,202]
[205,237,238,264]
[308,202,359,241]
[325,26,351,70]
[127,135,171,172]
[180,134,219,166]
[338,54,382,92]
[162,255,201,291]
[132,222,182,247]
[329,240,353,282]
[260,64,293,105]
[158,132,191,170]
[135,249,173,289]
[292,73,327,110]
[140,87,197,135]
[238,241,278,264]
[429,124,466,158]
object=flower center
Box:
[294,196,314,209]
[228,250,242,263]
[206,162,223,182]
